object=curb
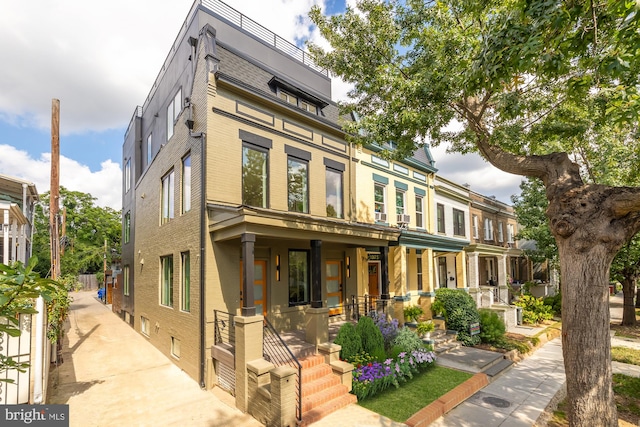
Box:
[405,373,489,427]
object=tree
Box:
[309,1,640,424]
[32,187,121,278]
[611,237,640,326]
[0,258,59,376]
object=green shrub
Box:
[391,327,425,353]
[514,294,553,324]
[435,288,481,346]
[543,292,562,315]
[334,322,362,361]
[403,305,424,323]
[478,309,506,344]
[356,316,385,359]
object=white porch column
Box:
[3,209,9,264]
[497,254,508,287]
[467,252,481,306]
[11,218,18,262]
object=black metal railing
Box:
[214,310,235,346]
[263,317,302,423]
[345,295,390,321]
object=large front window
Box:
[453,208,465,236]
[288,250,309,306]
[161,170,175,224]
[374,183,386,220]
[415,196,424,228]
[288,157,308,213]
[437,203,445,233]
[242,145,268,207]
[161,255,173,307]
[326,168,343,218]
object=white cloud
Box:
[0,144,122,210]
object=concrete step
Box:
[483,358,514,380]
[434,341,461,355]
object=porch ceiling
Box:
[208,203,400,246]
[465,243,509,256]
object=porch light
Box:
[275,255,280,281]
[346,256,350,278]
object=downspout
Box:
[192,131,207,389]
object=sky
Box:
[0,0,523,210]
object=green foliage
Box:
[416,320,435,336]
[403,305,424,323]
[47,285,72,342]
[478,309,506,344]
[431,299,445,317]
[334,322,362,361]
[543,292,562,315]
[356,315,385,359]
[435,288,481,346]
[391,327,424,353]
[0,258,62,377]
[32,187,121,278]
[514,294,554,325]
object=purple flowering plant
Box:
[373,313,399,350]
[351,349,436,400]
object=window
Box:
[453,208,465,236]
[415,196,424,228]
[436,203,445,233]
[507,224,515,243]
[299,99,317,114]
[288,157,308,213]
[395,189,406,215]
[147,134,152,166]
[242,145,268,207]
[181,252,190,312]
[288,250,309,306]
[182,154,191,213]
[167,89,182,140]
[171,337,181,359]
[124,158,131,193]
[498,221,504,242]
[484,218,494,240]
[325,168,343,218]
[123,265,130,297]
[141,316,149,336]
[279,90,317,114]
[280,90,298,105]
[472,215,479,239]
[161,170,175,224]
[161,255,173,307]
[374,183,386,219]
[124,212,130,244]
[438,257,447,288]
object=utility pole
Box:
[50,99,60,281]
[103,238,107,303]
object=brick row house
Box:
[118,1,533,424]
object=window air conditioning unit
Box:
[396,214,410,224]
[375,212,387,222]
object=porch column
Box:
[497,253,509,303]
[380,246,390,300]
[2,209,8,264]
[310,240,322,308]
[455,251,467,289]
[241,233,256,317]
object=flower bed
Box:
[352,349,436,400]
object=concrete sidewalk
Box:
[48,291,262,427]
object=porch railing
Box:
[345,295,390,321]
[263,317,302,423]
[214,310,235,346]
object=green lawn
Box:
[357,365,473,422]
[612,346,640,366]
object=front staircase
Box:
[430,328,461,355]
[298,354,357,426]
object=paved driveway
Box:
[48,291,263,427]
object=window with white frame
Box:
[181,252,190,312]
[374,183,386,220]
[124,212,130,244]
[498,221,504,242]
[507,223,515,243]
[472,215,479,239]
[147,134,152,166]
[484,218,494,240]
[123,265,130,297]
[171,337,181,358]
[160,255,173,307]
[395,189,406,215]
[124,158,131,193]
[415,196,424,228]
[166,88,182,140]
[141,316,149,336]
[161,170,175,224]
[182,154,191,213]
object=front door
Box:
[368,262,380,296]
[240,260,268,317]
[326,260,343,316]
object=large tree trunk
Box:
[635,281,640,308]
[559,245,617,426]
[621,277,637,326]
